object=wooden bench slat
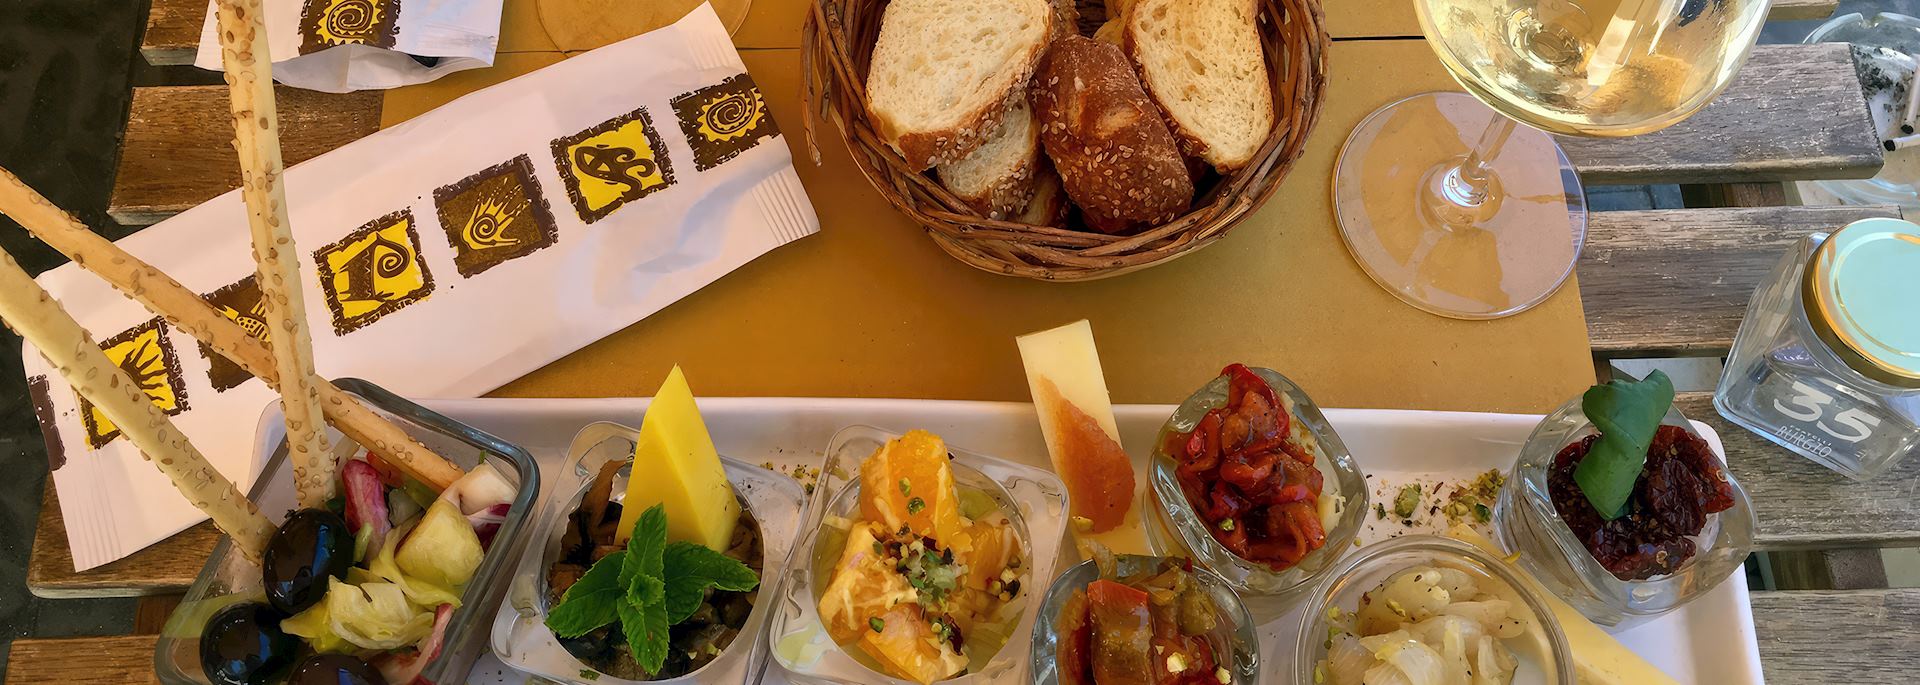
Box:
[1680,392,1920,550]
[27,482,214,598]
[4,635,161,684]
[1580,204,1904,357]
[1561,43,1883,186]
[106,86,383,226]
[1754,588,1920,684]
[140,0,201,67]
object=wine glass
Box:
[1333,0,1773,319]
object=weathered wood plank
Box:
[27,481,214,598]
[1680,392,1920,550]
[1562,43,1882,185]
[140,0,201,66]
[106,86,382,226]
[1753,588,1920,685]
[1581,204,1904,357]
[3,635,161,684]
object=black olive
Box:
[289,653,389,685]
[200,602,298,685]
[263,508,355,615]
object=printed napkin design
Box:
[314,209,436,334]
[194,0,503,92]
[432,154,560,278]
[36,5,820,569]
[76,318,190,448]
[198,275,269,392]
[671,73,779,171]
[298,0,401,54]
[551,107,677,224]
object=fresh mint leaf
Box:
[620,504,669,594]
[619,592,670,675]
[1573,370,1676,520]
[545,550,626,638]
[629,572,666,608]
[661,541,760,623]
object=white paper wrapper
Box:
[28,4,818,570]
[193,0,503,92]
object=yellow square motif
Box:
[78,318,188,448]
[313,209,436,334]
[551,107,676,224]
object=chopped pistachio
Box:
[1393,484,1422,519]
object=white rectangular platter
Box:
[315,396,1762,684]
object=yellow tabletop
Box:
[385,15,1596,413]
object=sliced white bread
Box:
[937,96,1042,219]
[864,0,1054,170]
[1031,35,1193,231]
[1124,0,1274,172]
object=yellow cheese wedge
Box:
[615,366,740,550]
[1017,320,1149,555]
[1444,525,1682,685]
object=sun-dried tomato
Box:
[1548,426,1730,581]
[1172,366,1325,572]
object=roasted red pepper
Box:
[1171,365,1327,572]
[1086,580,1153,685]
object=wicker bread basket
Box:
[801,0,1328,281]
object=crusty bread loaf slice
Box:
[1031,35,1193,231]
[864,0,1053,170]
[937,95,1042,219]
[1124,0,1274,172]
[1013,161,1071,226]
[1047,0,1080,40]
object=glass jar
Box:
[765,425,1068,685]
[1293,536,1575,685]
[1029,555,1260,685]
[488,422,809,684]
[1715,217,1920,480]
[1495,396,1755,628]
[1143,366,1368,621]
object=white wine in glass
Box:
[1333,0,1772,319]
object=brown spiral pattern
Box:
[703,93,757,136]
[322,0,378,39]
[368,232,409,278]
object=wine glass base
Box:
[1333,92,1588,320]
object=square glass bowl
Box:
[154,379,540,684]
[489,421,809,683]
[1495,396,1756,628]
[1292,535,1575,685]
[1144,366,1369,620]
[1029,555,1261,685]
[766,425,1069,685]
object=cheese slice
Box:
[1017,320,1149,555]
[1444,525,1682,685]
[615,366,740,550]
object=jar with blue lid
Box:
[1716,217,1920,480]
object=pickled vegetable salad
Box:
[201,451,514,685]
[816,430,1026,684]
[1318,564,1533,685]
[1053,558,1228,685]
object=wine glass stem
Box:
[1452,116,1518,206]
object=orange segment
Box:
[817,521,917,644]
[859,430,966,548]
[1037,379,1135,532]
[858,604,969,684]
[958,519,1014,591]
